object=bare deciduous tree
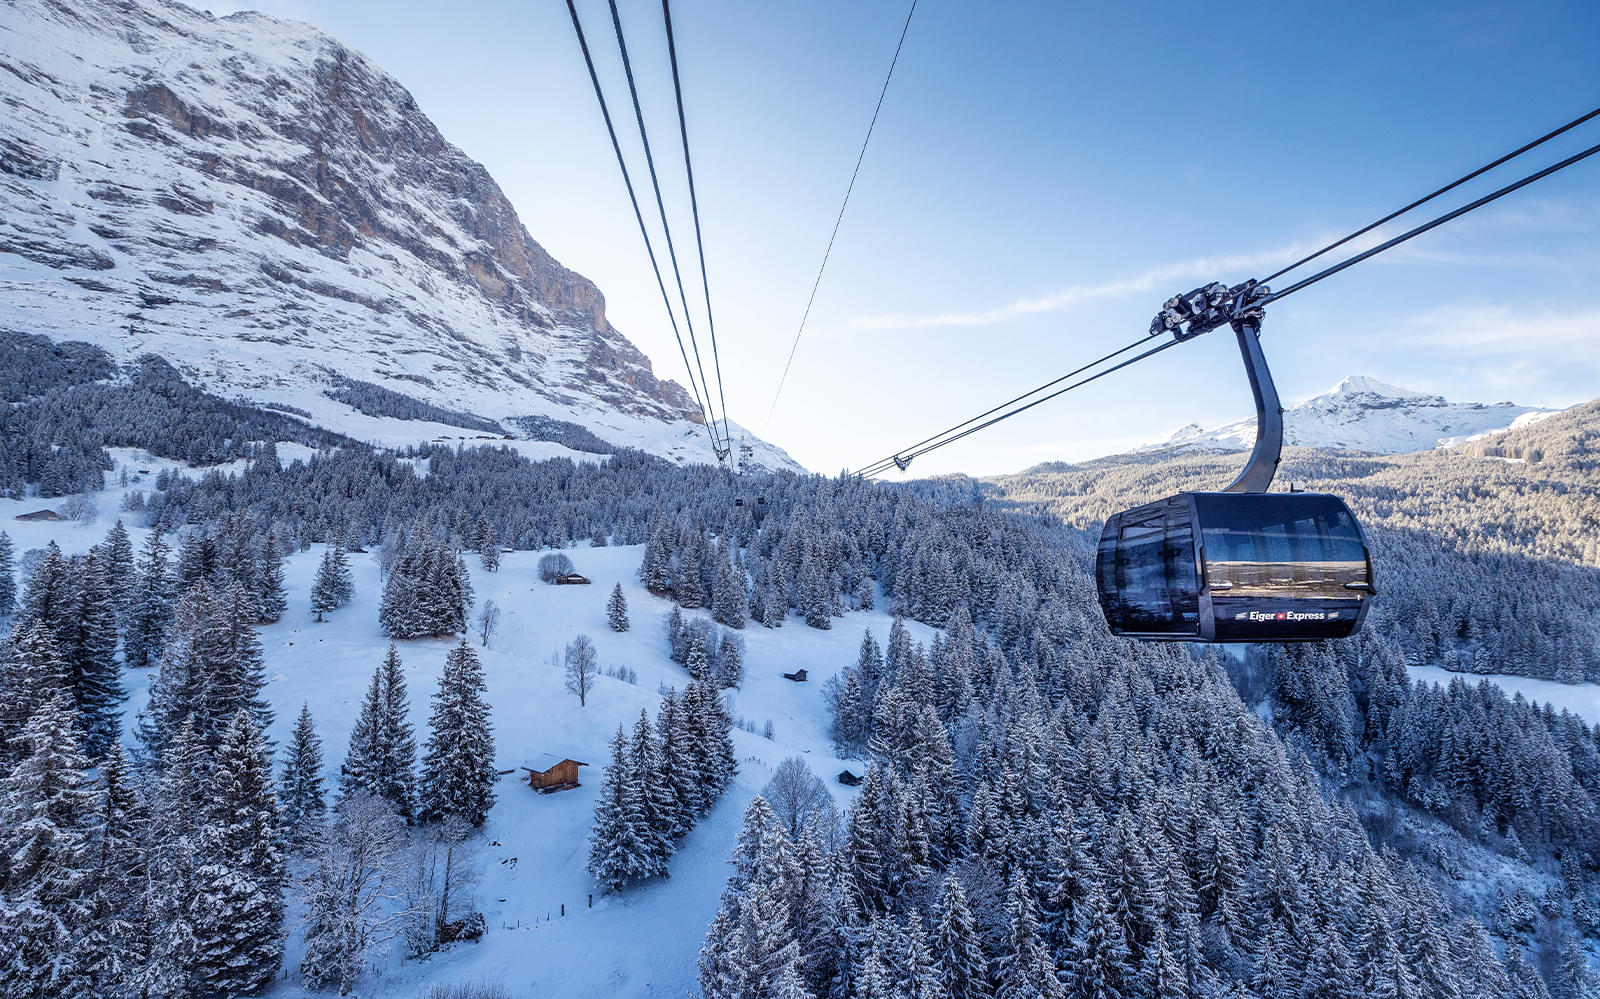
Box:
[564,634,598,707]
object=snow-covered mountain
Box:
[1140,375,1559,455]
[0,0,796,469]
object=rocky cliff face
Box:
[0,0,792,467]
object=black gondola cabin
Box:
[1096,491,1373,642]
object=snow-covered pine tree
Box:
[587,724,658,894]
[629,708,676,875]
[17,540,73,637]
[712,541,748,629]
[190,709,286,997]
[420,639,496,826]
[377,643,418,819]
[141,714,207,999]
[657,688,706,829]
[640,521,674,594]
[341,667,385,803]
[0,693,94,997]
[282,703,327,849]
[933,872,993,999]
[66,548,122,757]
[256,528,289,623]
[328,538,355,606]
[801,555,831,630]
[0,622,69,768]
[683,677,737,798]
[310,547,342,622]
[100,520,135,599]
[123,527,174,671]
[608,582,630,632]
[79,742,148,997]
[762,573,786,628]
[685,628,711,683]
[718,631,745,689]
[698,796,803,999]
[474,514,500,572]
[667,604,687,663]
[0,530,16,617]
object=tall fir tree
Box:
[420,639,496,826]
[256,529,289,623]
[0,693,94,998]
[190,709,286,996]
[377,644,418,819]
[712,541,748,630]
[79,742,148,998]
[123,527,174,671]
[66,549,123,757]
[0,622,69,767]
[0,530,17,618]
[282,703,328,849]
[101,520,136,608]
[588,724,659,894]
[934,872,993,999]
[310,547,344,622]
[608,582,630,632]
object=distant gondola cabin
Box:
[524,759,587,792]
[554,573,591,586]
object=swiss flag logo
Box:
[1275,613,1286,620]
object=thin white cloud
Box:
[845,239,1369,331]
[1403,303,1600,354]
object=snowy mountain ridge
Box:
[0,0,797,470]
[1138,374,1561,455]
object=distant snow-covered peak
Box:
[1326,375,1437,401]
[1138,375,1561,456]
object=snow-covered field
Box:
[1408,663,1600,726]
[3,455,932,996]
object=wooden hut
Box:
[523,759,588,793]
[783,669,808,682]
[554,573,591,586]
[837,769,862,787]
[14,509,60,522]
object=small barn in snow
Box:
[554,573,591,586]
[524,759,587,792]
[783,669,808,682]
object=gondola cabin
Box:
[1096,491,1374,642]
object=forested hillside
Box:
[0,354,1595,997]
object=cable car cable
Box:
[606,0,729,456]
[1262,138,1600,305]
[1261,105,1600,285]
[764,0,918,431]
[660,0,733,453]
[563,0,721,459]
[850,333,1153,477]
[854,337,1182,477]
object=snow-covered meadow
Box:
[2,449,937,996]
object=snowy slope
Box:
[1141,375,1559,455]
[7,454,923,997]
[0,0,798,471]
[1409,664,1600,728]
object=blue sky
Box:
[216,0,1599,475]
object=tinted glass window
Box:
[1194,494,1367,599]
[1101,497,1198,633]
